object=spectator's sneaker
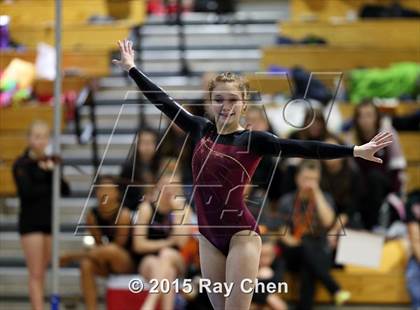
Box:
[334,290,351,305]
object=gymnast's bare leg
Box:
[225,230,262,310]
[199,235,227,309]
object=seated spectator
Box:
[119,128,162,210]
[347,101,406,230]
[132,172,191,310]
[277,160,350,309]
[60,175,135,310]
[320,135,363,249]
[251,237,287,310]
[405,190,420,309]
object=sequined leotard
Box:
[128,67,354,256]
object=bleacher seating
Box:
[0,105,59,133]
[256,0,420,203]
[261,46,420,72]
[0,0,146,50]
[282,240,410,304]
[279,20,420,48]
[262,0,419,84]
[289,0,420,22]
[0,0,145,25]
[0,50,110,77]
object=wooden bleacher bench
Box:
[407,165,420,193]
[107,0,146,22]
[279,20,420,49]
[0,105,59,133]
[290,0,420,22]
[8,22,135,51]
[246,74,339,96]
[280,239,410,304]
[0,136,27,163]
[0,50,110,77]
[262,1,419,109]
[400,132,420,163]
[261,46,420,73]
[0,163,16,197]
[0,0,146,50]
[34,76,91,96]
[0,0,146,25]
[281,269,410,304]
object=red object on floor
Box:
[106,275,162,310]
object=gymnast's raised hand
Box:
[112,39,136,72]
[353,131,393,163]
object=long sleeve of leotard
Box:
[128,67,209,133]
[250,131,355,159]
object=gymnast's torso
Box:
[191,126,264,253]
[127,66,354,256]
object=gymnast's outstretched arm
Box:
[250,130,393,163]
[112,39,209,133]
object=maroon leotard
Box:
[128,67,354,256]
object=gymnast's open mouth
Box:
[219,112,235,118]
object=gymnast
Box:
[112,39,393,310]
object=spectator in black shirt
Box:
[12,120,70,310]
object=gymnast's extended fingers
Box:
[375,140,393,150]
[128,40,134,55]
[117,40,123,52]
[375,132,393,146]
[124,39,131,54]
[371,131,388,142]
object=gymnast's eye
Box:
[214,96,224,104]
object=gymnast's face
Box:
[211,82,246,131]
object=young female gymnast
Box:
[112,39,393,310]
